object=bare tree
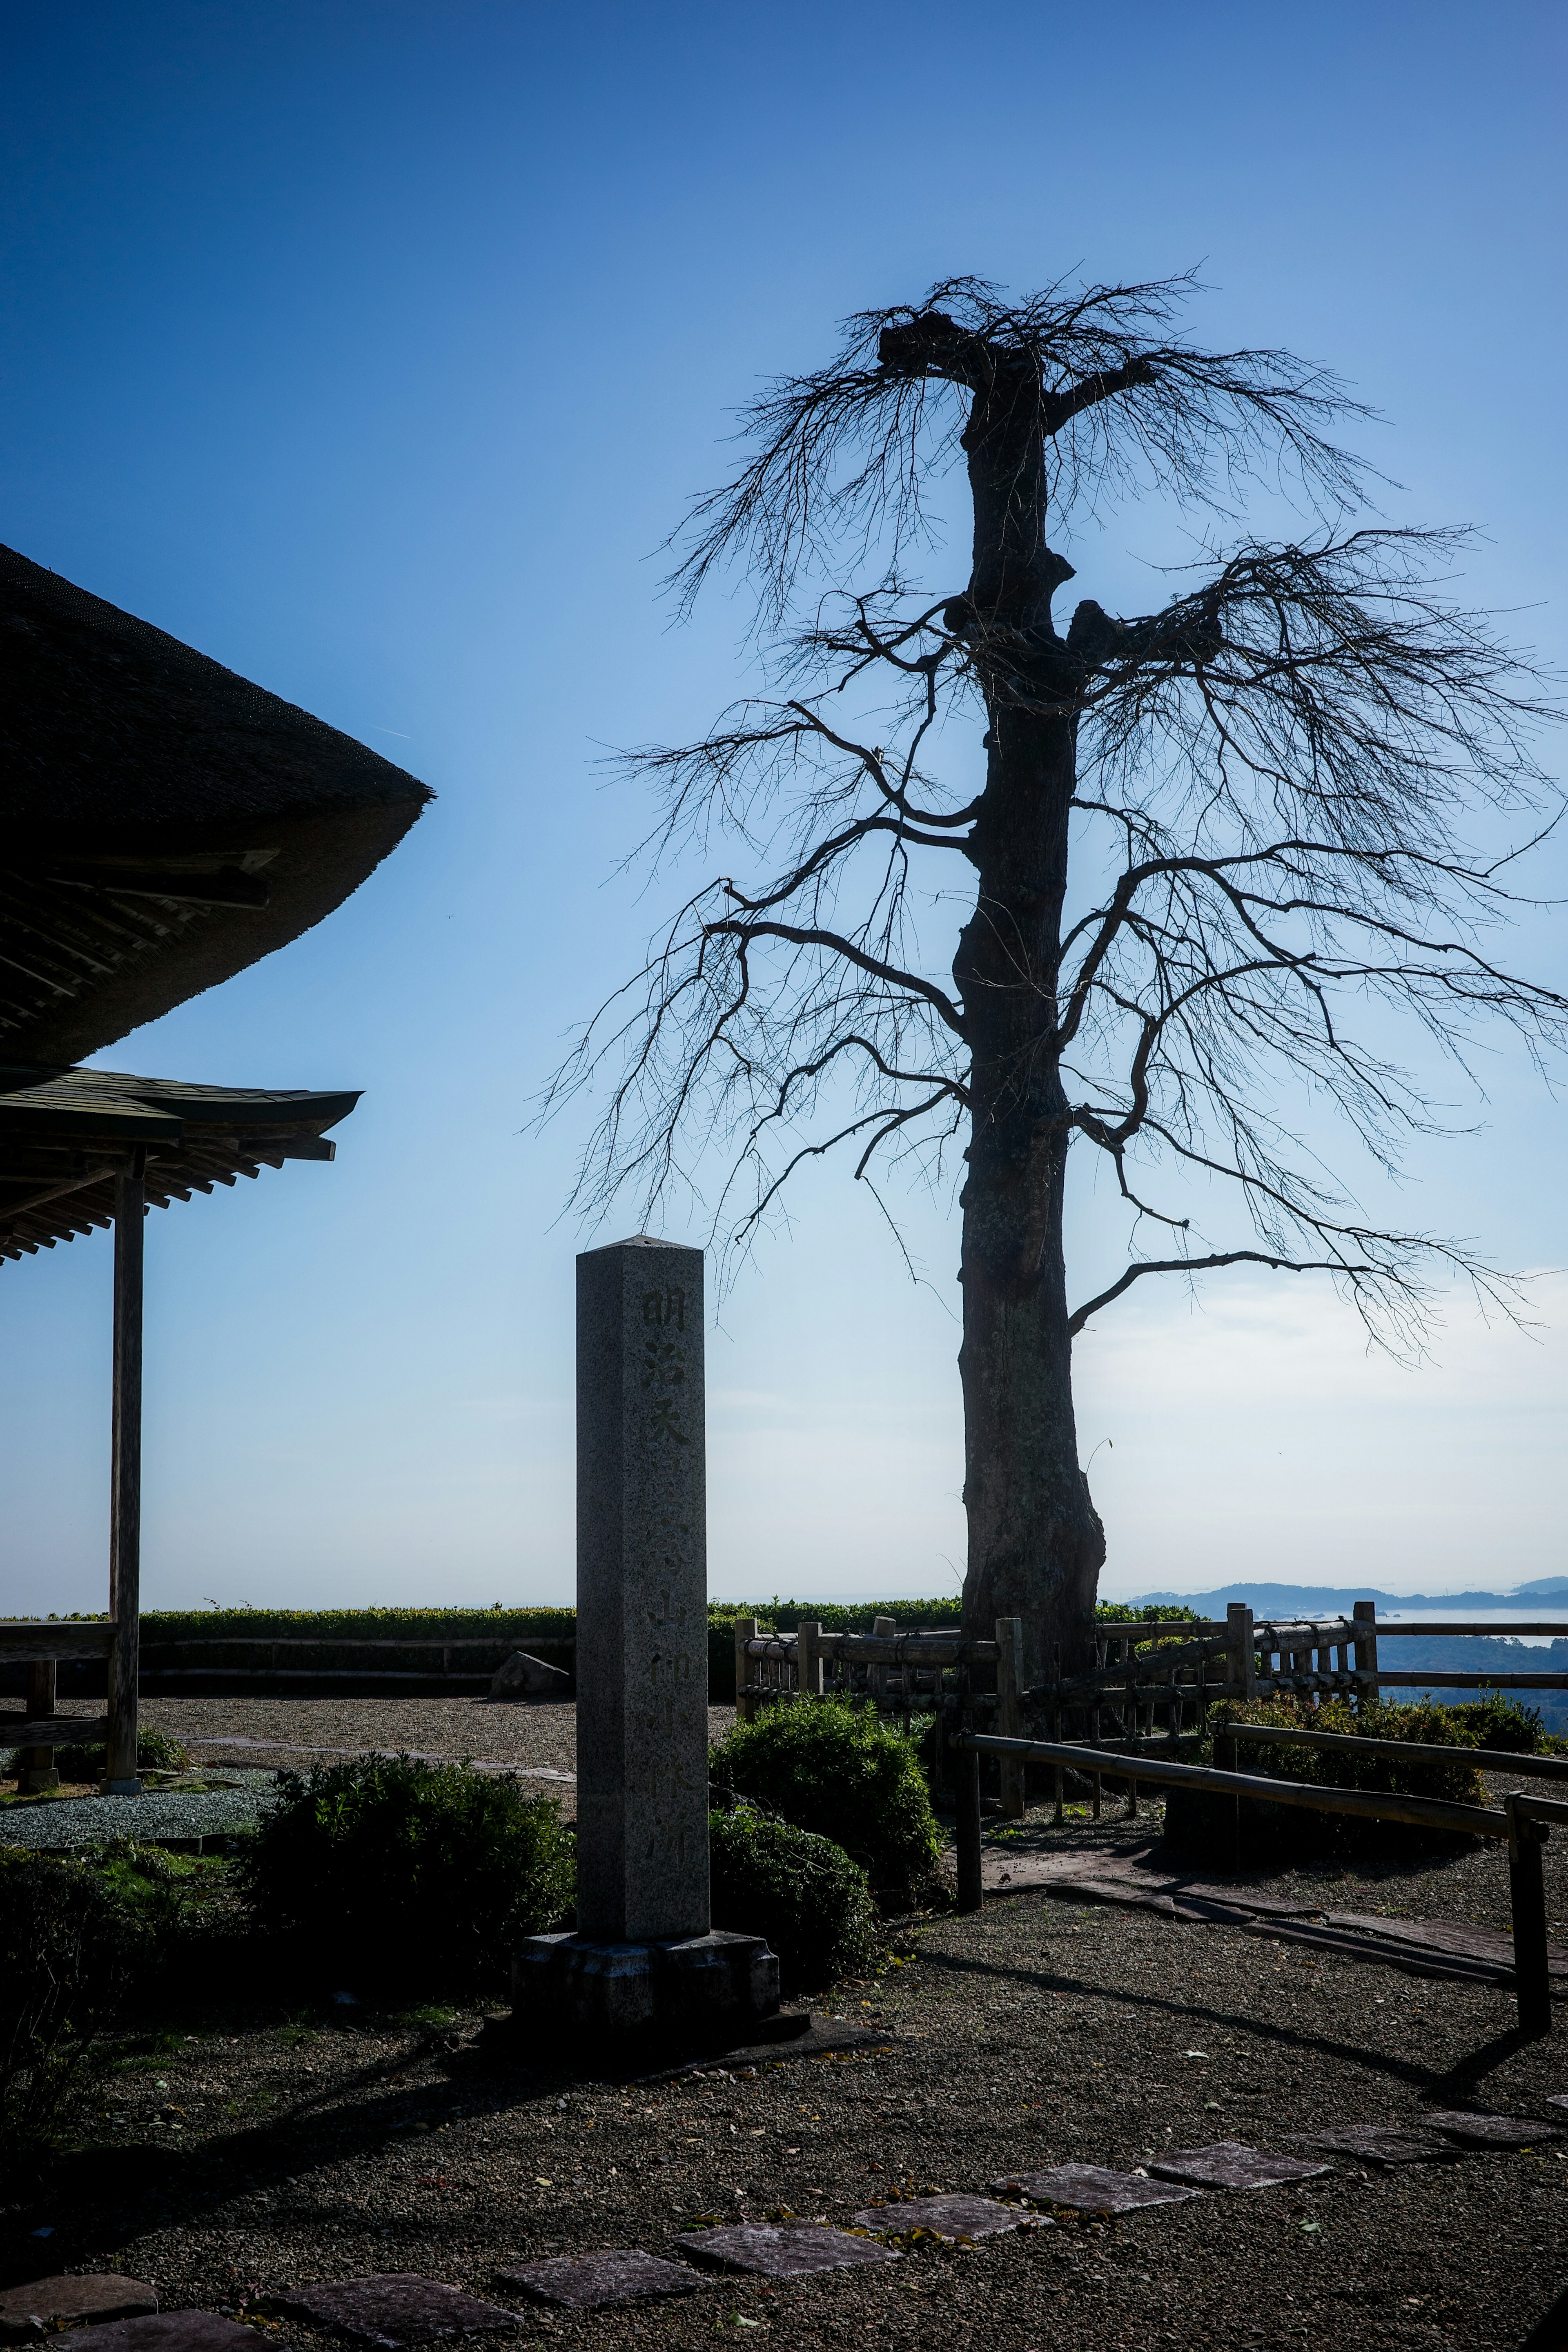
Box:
[546,274,1563,1678]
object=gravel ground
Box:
[4,1697,744,1817]
[3,1790,1565,2351]
[0,1772,276,1849]
[124,1697,741,1813]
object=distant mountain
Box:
[1127,1579,1568,1614]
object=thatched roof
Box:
[1,542,432,1062]
[0,1062,360,1261]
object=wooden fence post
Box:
[1227,1602,1257,1704]
[871,1615,895,1706]
[1352,1600,1378,1714]
[953,1696,983,1913]
[1212,1725,1243,1874]
[995,1617,1025,1819]
[1506,1794,1552,2038]
[733,1617,757,1723]
[797,1620,822,1697]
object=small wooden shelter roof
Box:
[1,542,432,1064]
[0,1062,359,1262]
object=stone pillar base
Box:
[514,1930,780,2035]
[18,1766,60,1794]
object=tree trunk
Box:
[950,355,1105,1686]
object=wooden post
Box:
[1050,1646,1064,1824]
[1227,1602,1257,1704]
[953,1717,983,1913]
[797,1620,823,1698]
[1352,1601,1379,1715]
[733,1617,758,1724]
[1213,1726,1242,1874]
[105,1150,145,1795]
[19,1658,59,1793]
[869,1614,896,1708]
[1506,1795,1552,2038]
[995,1617,1025,1819]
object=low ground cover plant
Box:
[234,1755,575,1993]
[710,1696,945,1906]
[709,1804,879,1990]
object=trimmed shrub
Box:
[710,1697,944,1904]
[709,1806,878,1991]
[234,1756,575,1994]
[1165,1696,1486,1863]
[1448,1694,1548,1754]
[0,1850,147,2182]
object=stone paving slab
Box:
[1149,2140,1332,2191]
[1423,2109,1567,2149]
[0,2274,158,2341]
[497,2255,700,2310]
[276,2277,520,2346]
[673,2225,898,2277]
[1288,2125,1462,2166]
[49,2319,256,2352]
[850,2194,1030,2240]
[991,2163,1199,2213]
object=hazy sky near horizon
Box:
[3,1,1566,1615]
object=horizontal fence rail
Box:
[956,1731,1509,1838]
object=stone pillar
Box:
[513,1236,779,2036]
[576,1235,709,1941]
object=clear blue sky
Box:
[3,0,1565,1614]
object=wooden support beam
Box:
[18,1659,60,1792]
[0,1621,115,1662]
[3,1713,110,1747]
[105,1150,145,1793]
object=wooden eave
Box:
[2,541,432,1062]
[0,1063,360,1262]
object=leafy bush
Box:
[1448,1693,1548,1753]
[1214,1695,1486,1802]
[711,1697,944,1904]
[709,1806,879,1991]
[0,1850,147,2182]
[1166,1695,1487,1862]
[234,1756,575,1994]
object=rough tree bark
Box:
[878,322,1112,1677]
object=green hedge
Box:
[711,1695,945,1904]
[710,1806,879,1991]
[1166,1695,1489,1863]
[16,1595,1199,1705]
[235,1755,575,1994]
